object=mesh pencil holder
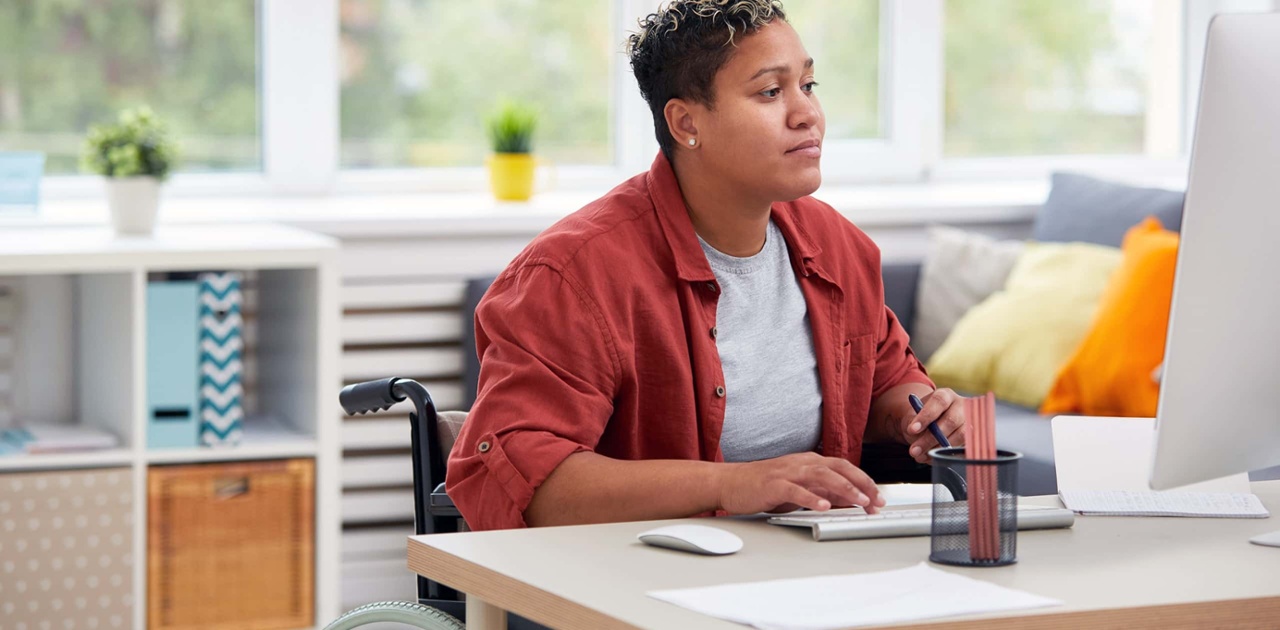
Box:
[928,447,1022,567]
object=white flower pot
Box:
[105,177,161,236]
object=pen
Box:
[909,393,951,448]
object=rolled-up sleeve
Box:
[445,264,619,530]
[871,304,934,400]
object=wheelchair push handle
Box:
[340,377,407,415]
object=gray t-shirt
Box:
[698,220,824,462]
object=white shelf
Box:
[0,223,338,274]
[0,222,343,630]
[146,417,320,468]
[146,440,318,464]
[0,448,135,472]
[147,422,318,464]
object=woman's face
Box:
[694,19,825,202]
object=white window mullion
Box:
[616,0,662,177]
[891,0,943,177]
[816,0,940,185]
[263,0,339,194]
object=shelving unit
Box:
[0,223,341,630]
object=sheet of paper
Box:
[1050,416,1250,494]
[877,483,936,506]
[1059,490,1269,518]
[647,562,1061,630]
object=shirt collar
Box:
[645,152,824,282]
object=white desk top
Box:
[409,481,1280,629]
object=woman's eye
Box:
[761,88,781,98]
[803,81,819,93]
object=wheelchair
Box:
[324,377,549,630]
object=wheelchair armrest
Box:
[428,482,460,518]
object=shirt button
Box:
[478,441,491,453]
[710,326,718,339]
[715,385,726,398]
[705,282,718,293]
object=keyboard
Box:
[768,504,1076,542]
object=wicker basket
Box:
[148,458,314,630]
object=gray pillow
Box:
[1034,172,1184,248]
[912,226,1025,363]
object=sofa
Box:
[884,258,1060,495]
[886,173,1280,495]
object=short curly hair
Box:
[626,0,788,161]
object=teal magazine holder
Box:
[0,152,45,215]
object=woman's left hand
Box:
[902,388,967,464]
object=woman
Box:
[447,0,967,531]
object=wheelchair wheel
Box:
[323,600,465,630]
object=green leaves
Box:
[486,100,539,154]
[80,106,179,179]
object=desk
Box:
[408,481,1280,629]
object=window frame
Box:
[31,0,1280,201]
[335,0,649,195]
[931,0,1279,183]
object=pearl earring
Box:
[688,137,697,146]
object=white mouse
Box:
[636,524,743,555]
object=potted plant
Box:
[485,100,539,201]
[81,106,178,236]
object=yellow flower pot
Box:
[487,153,536,201]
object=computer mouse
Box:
[636,524,744,555]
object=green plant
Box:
[80,106,178,179]
[486,100,538,154]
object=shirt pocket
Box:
[845,333,876,368]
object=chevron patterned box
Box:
[197,272,244,447]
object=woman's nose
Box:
[789,93,820,128]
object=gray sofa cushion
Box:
[993,402,1057,496]
[881,261,921,339]
[1034,172,1184,247]
[461,276,497,411]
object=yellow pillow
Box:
[926,241,1122,408]
[1041,218,1179,417]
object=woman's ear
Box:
[664,98,699,148]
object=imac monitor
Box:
[1150,12,1280,491]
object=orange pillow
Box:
[1041,217,1179,417]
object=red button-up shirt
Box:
[447,153,933,531]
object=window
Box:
[787,0,882,140]
[0,0,261,175]
[10,0,1276,198]
[944,0,1182,158]
[339,0,615,169]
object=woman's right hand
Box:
[715,452,885,515]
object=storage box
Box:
[197,271,245,448]
[147,281,200,449]
[147,459,314,630]
[0,467,134,628]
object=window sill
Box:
[2,180,1053,239]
